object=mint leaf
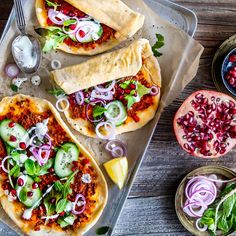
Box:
[63,19,76,27]
[152,33,165,58]
[93,105,106,118]
[63,171,78,198]
[64,215,76,225]
[45,0,60,10]
[56,199,69,213]
[48,88,66,97]
[125,94,137,109]
[39,159,54,175]
[54,181,63,192]
[44,193,56,216]
[19,187,27,202]
[57,218,70,228]
[137,83,150,98]
[10,165,20,178]
[10,84,18,92]
[96,226,110,235]
[223,194,236,217]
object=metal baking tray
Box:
[0,1,197,235]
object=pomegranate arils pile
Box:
[176,92,236,158]
[225,55,236,88]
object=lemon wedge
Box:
[103,157,128,189]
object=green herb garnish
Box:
[10,84,18,92]
[48,88,66,97]
[152,33,165,57]
[45,0,60,10]
[63,19,77,27]
[9,165,20,178]
[56,198,69,213]
[19,187,27,202]
[57,215,76,228]
[62,171,78,198]
[93,105,107,118]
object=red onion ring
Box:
[0,156,12,173]
[95,80,116,93]
[29,147,50,166]
[48,9,69,25]
[4,64,20,78]
[75,91,85,105]
[196,218,208,232]
[95,121,115,140]
[150,85,159,96]
[105,140,128,158]
[72,194,86,215]
[86,100,105,123]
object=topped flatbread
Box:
[35,0,145,55]
[0,94,107,235]
[51,39,161,139]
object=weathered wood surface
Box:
[1,0,236,235]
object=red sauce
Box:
[44,0,116,50]
[0,98,97,231]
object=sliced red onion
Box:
[95,121,115,140]
[95,80,116,93]
[72,194,86,215]
[105,140,128,158]
[150,85,159,96]
[196,218,208,232]
[86,100,105,123]
[90,90,113,101]
[29,147,50,166]
[48,9,69,25]
[75,91,85,105]
[30,133,52,149]
[1,156,12,173]
[56,97,69,112]
[183,201,207,218]
[4,64,20,78]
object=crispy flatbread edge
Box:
[0,94,108,236]
[35,0,144,55]
[63,54,161,138]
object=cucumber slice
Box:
[16,175,42,208]
[54,143,79,178]
[0,120,28,148]
[105,101,127,126]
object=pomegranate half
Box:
[173,90,236,158]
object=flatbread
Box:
[51,39,162,138]
[35,0,145,55]
[0,94,108,236]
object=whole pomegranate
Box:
[173,90,236,158]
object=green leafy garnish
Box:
[45,0,60,10]
[63,19,76,27]
[93,105,107,118]
[57,215,76,228]
[56,199,69,213]
[63,171,78,198]
[96,226,110,235]
[137,83,150,98]
[10,84,18,92]
[119,80,133,89]
[152,33,165,57]
[48,88,66,97]
[200,183,236,236]
[125,94,137,109]
[54,181,64,192]
[9,165,20,178]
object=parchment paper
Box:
[0,0,204,235]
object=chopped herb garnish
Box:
[48,88,66,97]
[10,84,18,92]
[93,105,107,118]
[152,33,165,57]
[56,198,69,213]
[125,94,137,109]
[63,19,77,27]
[45,0,60,10]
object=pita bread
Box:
[35,0,145,55]
[0,94,108,235]
[51,39,161,138]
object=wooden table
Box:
[1,0,236,235]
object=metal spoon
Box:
[12,0,42,74]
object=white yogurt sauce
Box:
[12,36,37,69]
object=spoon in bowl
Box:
[12,0,42,74]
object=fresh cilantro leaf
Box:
[93,105,107,118]
[48,88,66,97]
[125,94,137,109]
[19,188,27,202]
[56,199,69,213]
[45,0,60,10]
[96,226,110,235]
[54,181,64,192]
[10,84,18,92]
[63,19,76,27]
[137,83,150,98]
[152,33,165,57]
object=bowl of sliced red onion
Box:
[175,166,236,236]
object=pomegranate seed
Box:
[48,168,54,173]
[11,189,17,197]
[32,183,38,189]
[129,83,136,89]
[79,30,86,38]
[8,121,15,128]
[119,95,124,100]
[82,159,90,165]
[68,11,75,17]
[229,77,235,86]
[17,178,24,186]
[59,211,65,217]
[72,166,77,172]
[70,24,77,30]
[125,89,131,94]
[19,142,26,149]
[229,55,236,62]
[9,135,17,142]
[72,161,78,166]
[47,18,54,26]
[27,191,33,197]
